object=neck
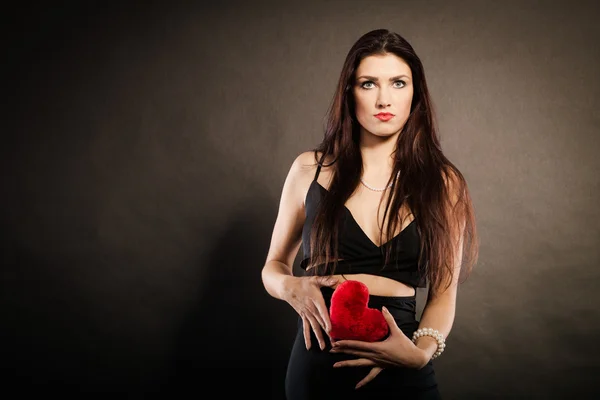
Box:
[359,129,399,181]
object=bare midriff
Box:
[306,264,416,297]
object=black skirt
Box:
[285,287,442,399]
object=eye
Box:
[360,81,375,89]
[359,80,406,90]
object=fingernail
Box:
[382,306,388,313]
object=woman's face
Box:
[352,53,414,139]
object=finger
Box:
[333,339,379,352]
[333,358,376,368]
[309,306,327,334]
[313,299,332,333]
[306,314,327,350]
[355,367,383,389]
[381,306,401,333]
[330,347,374,359]
[302,316,311,350]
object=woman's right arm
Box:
[261,152,307,299]
[261,152,338,350]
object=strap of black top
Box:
[314,163,322,181]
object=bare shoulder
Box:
[289,151,320,204]
[288,150,334,206]
[289,150,328,182]
[291,150,318,173]
[293,150,334,177]
[293,150,333,169]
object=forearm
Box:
[414,295,456,363]
[261,260,294,300]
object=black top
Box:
[300,163,427,289]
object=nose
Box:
[376,87,391,108]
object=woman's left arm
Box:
[414,255,461,364]
[415,171,465,365]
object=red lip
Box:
[374,113,394,121]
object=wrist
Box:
[413,342,433,369]
[279,274,296,300]
[413,328,446,364]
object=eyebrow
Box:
[356,75,410,81]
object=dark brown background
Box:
[3,0,599,398]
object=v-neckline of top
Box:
[312,180,416,249]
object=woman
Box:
[261,29,479,399]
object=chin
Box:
[365,126,403,137]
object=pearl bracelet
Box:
[411,328,446,360]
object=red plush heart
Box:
[329,280,389,342]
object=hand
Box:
[330,306,428,389]
[282,275,340,350]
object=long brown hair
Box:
[306,29,479,297]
